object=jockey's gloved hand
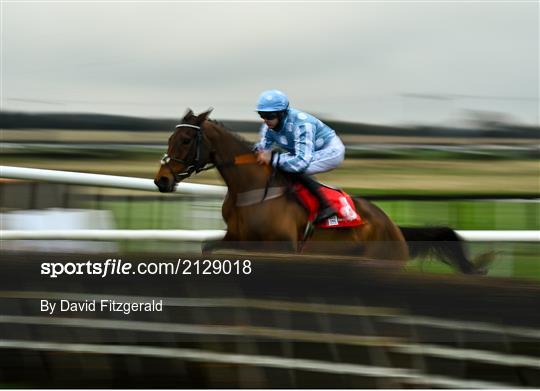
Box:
[256,150,272,165]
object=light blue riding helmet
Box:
[256,90,289,112]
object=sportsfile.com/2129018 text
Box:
[40,259,253,278]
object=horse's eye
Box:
[182,138,191,145]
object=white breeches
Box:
[305,137,345,175]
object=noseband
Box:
[160,123,214,182]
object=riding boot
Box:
[291,173,337,223]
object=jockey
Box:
[254,89,346,223]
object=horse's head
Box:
[154,108,213,193]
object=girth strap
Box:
[236,186,286,207]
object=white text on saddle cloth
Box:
[338,196,359,221]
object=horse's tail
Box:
[399,226,494,275]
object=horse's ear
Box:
[182,108,195,121]
[196,107,213,124]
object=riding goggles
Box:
[258,111,279,120]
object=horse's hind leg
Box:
[361,238,409,262]
[352,197,409,262]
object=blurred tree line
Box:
[1,111,538,139]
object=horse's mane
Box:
[207,117,289,188]
[207,118,254,150]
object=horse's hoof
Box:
[201,243,212,256]
[472,250,497,275]
[472,268,488,276]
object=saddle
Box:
[293,182,363,228]
[232,163,363,229]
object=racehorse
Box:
[154,109,490,274]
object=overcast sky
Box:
[1,1,538,126]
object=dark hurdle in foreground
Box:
[0,251,539,388]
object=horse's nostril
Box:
[155,176,171,192]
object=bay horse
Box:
[154,109,490,274]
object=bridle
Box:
[160,122,271,183]
[160,123,215,182]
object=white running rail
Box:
[0,166,226,196]
[1,229,226,241]
[1,229,538,242]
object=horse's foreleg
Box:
[201,239,221,255]
[202,231,272,255]
[201,231,241,255]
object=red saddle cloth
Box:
[294,183,363,228]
